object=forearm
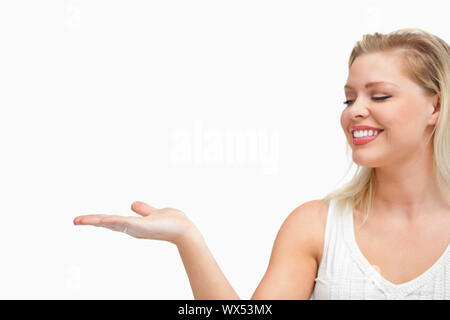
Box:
[176,228,240,300]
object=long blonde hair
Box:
[322,28,450,224]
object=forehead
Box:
[345,51,408,90]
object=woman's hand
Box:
[73,201,198,246]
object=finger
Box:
[98,216,131,233]
[74,214,122,226]
[74,214,108,225]
[131,201,158,217]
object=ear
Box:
[428,93,440,126]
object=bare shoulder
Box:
[289,199,329,222]
[250,199,329,299]
[284,199,329,263]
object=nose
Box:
[348,98,370,119]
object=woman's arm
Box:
[176,227,240,300]
[74,201,240,299]
[74,200,323,300]
[251,200,324,299]
[175,200,323,300]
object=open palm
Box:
[73,201,196,245]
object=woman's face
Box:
[340,51,439,168]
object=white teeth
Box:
[353,129,381,138]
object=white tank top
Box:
[310,198,450,300]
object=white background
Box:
[0,0,448,299]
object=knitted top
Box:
[310,198,450,300]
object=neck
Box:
[372,144,450,221]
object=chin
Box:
[352,153,383,168]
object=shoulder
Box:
[281,199,329,264]
[290,199,329,220]
[285,199,329,232]
[251,199,329,299]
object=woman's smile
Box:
[352,130,384,145]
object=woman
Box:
[73,28,450,300]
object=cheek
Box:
[374,102,422,139]
[340,110,349,132]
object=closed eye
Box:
[343,95,392,106]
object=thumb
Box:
[131,201,158,216]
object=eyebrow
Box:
[344,81,400,90]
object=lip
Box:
[352,130,383,145]
[350,125,384,134]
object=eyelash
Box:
[343,95,392,106]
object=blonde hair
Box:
[322,28,450,225]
